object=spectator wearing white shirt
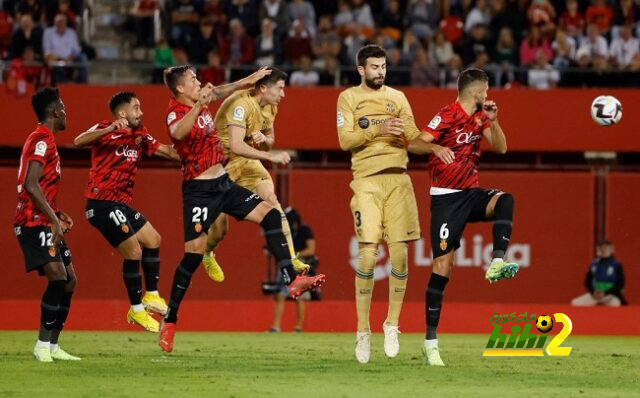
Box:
[43,14,87,83]
[609,25,639,69]
[465,0,491,32]
[351,0,374,29]
[551,29,576,68]
[578,24,609,59]
[528,50,560,89]
[289,55,319,86]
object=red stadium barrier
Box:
[1,86,639,151]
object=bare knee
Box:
[65,272,77,292]
[432,254,453,277]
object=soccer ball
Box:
[536,315,554,333]
[590,95,623,126]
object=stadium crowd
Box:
[2,0,640,87]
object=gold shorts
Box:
[349,173,421,243]
[225,157,273,192]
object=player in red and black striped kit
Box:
[409,68,519,366]
[14,87,80,362]
[74,92,180,333]
[158,66,325,352]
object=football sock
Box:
[261,209,296,285]
[425,273,449,340]
[164,252,203,324]
[492,193,514,259]
[141,248,160,292]
[39,280,65,342]
[386,242,408,326]
[122,259,143,306]
[355,246,377,332]
[275,204,297,259]
[50,291,73,345]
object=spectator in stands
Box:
[8,13,42,60]
[255,17,282,66]
[269,208,319,333]
[493,26,518,86]
[386,46,410,86]
[551,28,577,68]
[312,15,341,69]
[461,23,491,66]
[585,0,613,35]
[199,49,226,85]
[201,0,227,32]
[527,50,559,89]
[443,53,463,88]
[429,30,454,67]
[131,0,158,48]
[227,0,260,37]
[173,46,189,64]
[289,54,319,86]
[520,25,552,65]
[579,24,609,59]
[16,0,44,24]
[43,13,86,83]
[380,0,404,43]
[189,19,218,65]
[439,8,464,46]
[55,0,76,29]
[283,19,312,65]
[560,0,585,39]
[258,0,290,38]
[411,46,440,86]
[168,0,200,48]
[152,38,175,83]
[401,29,422,64]
[609,24,639,70]
[318,55,342,85]
[465,0,491,33]
[334,0,353,34]
[288,0,316,37]
[405,0,437,39]
[6,46,46,95]
[612,0,639,39]
[490,0,525,42]
[218,18,254,65]
[0,7,12,58]
[351,0,374,32]
[571,241,627,306]
[526,0,556,36]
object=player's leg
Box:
[294,297,305,332]
[255,181,310,275]
[135,220,168,315]
[381,174,421,358]
[202,213,227,282]
[571,292,598,306]
[36,261,68,362]
[49,248,81,361]
[480,191,519,283]
[270,293,285,332]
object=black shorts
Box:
[430,188,502,258]
[85,199,148,247]
[182,173,262,242]
[15,225,73,274]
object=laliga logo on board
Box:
[349,235,531,281]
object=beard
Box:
[475,100,484,113]
[365,75,385,89]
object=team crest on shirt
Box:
[194,222,202,233]
[386,103,394,113]
[121,224,130,233]
[428,115,442,129]
[440,239,448,251]
[134,136,143,145]
[48,246,57,257]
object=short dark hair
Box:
[356,45,386,67]
[109,91,137,114]
[457,68,489,92]
[597,240,612,247]
[31,87,60,122]
[254,67,288,89]
[163,65,192,96]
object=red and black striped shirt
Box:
[423,101,490,190]
[165,97,226,181]
[14,125,61,227]
[84,121,161,204]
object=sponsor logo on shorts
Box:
[134,212,141,220]
[14,226,21,236]
[85,209,94,219]
[245,193,260,202]
[64,250,70,257]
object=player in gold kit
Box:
[337,45,422,363]
[202,68,312,284]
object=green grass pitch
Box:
[0,332,638,397]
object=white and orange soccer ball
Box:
[590,95,623,126]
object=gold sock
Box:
[276,205,297,259]
[356,246,377,331]
[386,242,408,326]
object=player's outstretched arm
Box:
[170,84,213,140]
[408,132,455,164]
[73,119,128,147]
[154,144,181,161]
[23,160,64,246]
[211,67,272,102]
[482,101,507,154]
[228,126,290,165]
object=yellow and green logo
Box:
[482,312,573,357]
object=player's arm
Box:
[211,67,272,102]
[251,128,274,151]
[408,131,455,164]
[337,93,402,150]
[23,161,64,246]
[73,119,128,147]
[169,84,213,141]
[154,144,180,161]
[482,101,507,154]
[228,125,290,165]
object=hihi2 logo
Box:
[483,312,573,357]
